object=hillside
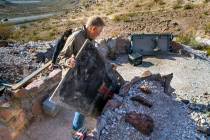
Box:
[0,0,209,46]
[0,0,78,18]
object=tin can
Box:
[72,112,85,131]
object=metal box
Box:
[130,34,173,55]
[128,52,143,66]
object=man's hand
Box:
[48,63,60,71]
[111,63,117,70]
[48,63,55,71]
[66,55,76,68]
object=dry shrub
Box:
[0,24,13,40]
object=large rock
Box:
[0,108,27,140]
[8,110,27,131]
[97,37,130,60]
[125,112,154,136]
[0,108,22,123]
[0,123,12,140]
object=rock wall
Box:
[0,69,62,140]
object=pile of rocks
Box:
[96,72,201,140]
[0,40,56,84]
[97,37,130,60]
[179,93,210,137]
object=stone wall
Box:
[0,69,62,140]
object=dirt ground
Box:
[17,53,210,140]
[17,106,97,140]
[115,53,210,100]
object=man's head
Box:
[85,16,105,40]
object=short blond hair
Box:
[86,16,105,27]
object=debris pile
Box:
[96,73,198,140]
[0,40,56,84]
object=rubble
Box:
[130,96,153,108]
[97,37,130,60]
[97,73,197,140]
[139,85,151,94]
[0,40,57,84]
[125,112,154,136]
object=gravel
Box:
[16,46,210,140]
[112,53,210,139]
[97,76,197,140]
[114,53,210,100]
[0,40,56,84]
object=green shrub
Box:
[176,32,194,45]
[173,0,183,9]
[205,23,210,33]
[177,32,210,56]
[184,4,194,10]
[173,4,182,9]
[177,31,197,47]
[203,47,210,56]
[203,11,209,16]
[112,12,137,22]
[154,0,165,5]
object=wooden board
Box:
[11,61,52,90]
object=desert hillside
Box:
[0,0,210,45]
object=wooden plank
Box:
[12,61,52,90]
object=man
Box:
[60,16,105,68]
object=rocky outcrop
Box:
[125,112,154,136]
[97,37,130,60]
[96,71,197,140]
[0,69,62,140]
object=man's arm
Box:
[61,35,75,57]
[60,35,76,68]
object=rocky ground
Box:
[0,40,56,84]
[0,0,78,18]
[8,40,209,140]
[16,107,97,140]
[97,74,197,140]
[109,54,210,139]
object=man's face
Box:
[88,26,103,40]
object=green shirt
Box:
[60,26,93,59]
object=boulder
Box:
[125,112,154,136]
[0,123,12,140]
